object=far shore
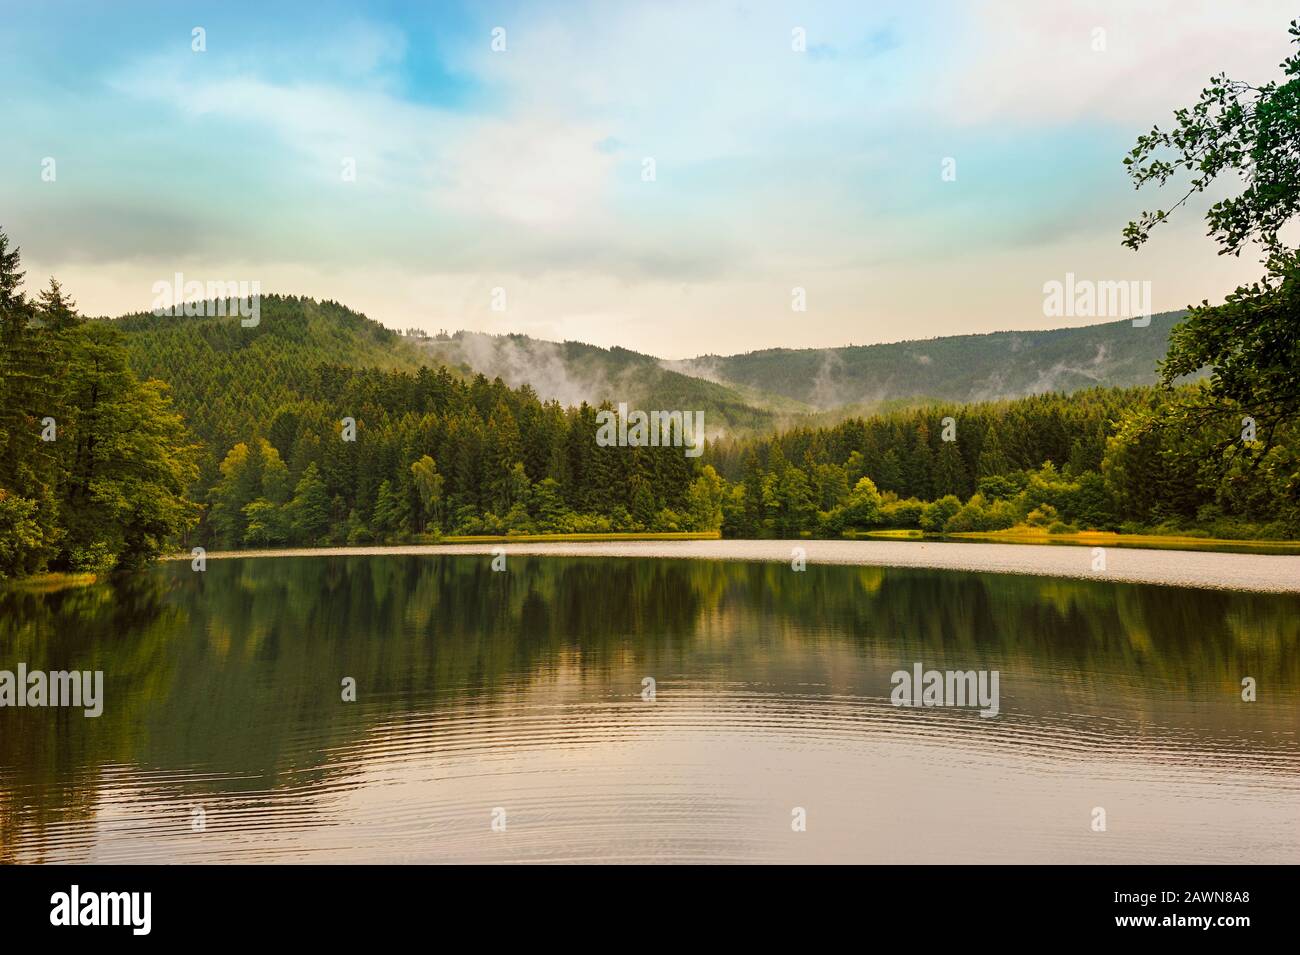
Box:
[165,538,1300,594]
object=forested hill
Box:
[416,331,786,435]
[113,295,432,470]
[665,311,1188,409]
[110,298,1191,462]
[411,313,1188,421]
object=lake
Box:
[2,554,1297,863]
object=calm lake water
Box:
[2,555,1297,864]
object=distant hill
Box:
[414,331,790,436]
[408,314,1189,427]
[111,299,1191,459]
[663,312,1188,410]
[112,295,430,462]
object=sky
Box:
[1,0,1295,358]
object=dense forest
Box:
[0,245,716,574]
[115,294,713,545]
[708,384,1298,540]
[101,271,1300,546]
[0,231,198,578]
[2,211,1298,580]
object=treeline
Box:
[169,352,1300,551]
[198,367,724,547]
[705,386,1299,540]
[0,232,198,577]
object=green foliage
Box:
[763,454,815,536]
[921,495,963,532]
[944,494,1019,533]
[685,465,726,532]
[712,382,1296,540]
[287,463,331,543]
[0,229,200,576]
[1123,19,1300,258]
[1122,19,1300,506]
[879,498,926,529]
[1016,463,1116,531]
[409,455,444,533]
[372,479,411,539]
[977,472,1027,501]
[209,438,289,547]
[833,477,884,530]
[0,491,45,579]
[716,388,1135,536]
[243,498,291,547]
[116,294,429,466]
[529,477,568,530]
[60,334,200,569]
[1026,504,1059,528]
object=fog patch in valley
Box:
[422,332,619,407]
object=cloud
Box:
[934,0,1298,126]
[6,1,1293,355]
[107,53,443,187]
[427,116,619,226]
[101,30,753,274]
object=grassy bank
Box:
[942,526,1300,554]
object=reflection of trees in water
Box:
[0,574,177,862]
[2,557,1296,858]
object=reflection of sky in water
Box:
[2,556,1297,863]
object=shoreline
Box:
[164,539,1300,594]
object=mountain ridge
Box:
[409,311,1187,418]
[661,311,1188,409]
[109,297,1189,446]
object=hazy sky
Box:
[2,1,1294,357]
